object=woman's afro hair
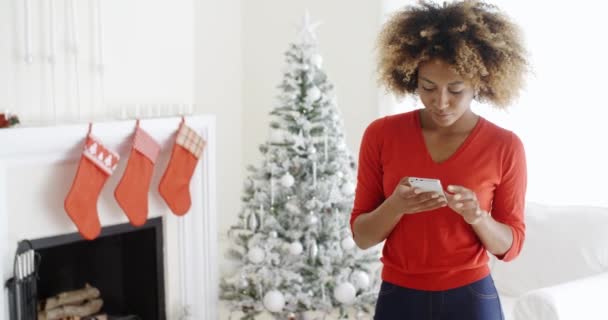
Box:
[377,0,529,107]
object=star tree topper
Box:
[296,10,323,44]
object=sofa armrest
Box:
[513,271,608,320]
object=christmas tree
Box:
[221,13,381,320]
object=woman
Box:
[350,1,528,319]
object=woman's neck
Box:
[420,109,479,136]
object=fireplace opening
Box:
[30,217,166,320]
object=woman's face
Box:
[417,59,476,128]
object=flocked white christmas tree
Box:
[221,13,381,320]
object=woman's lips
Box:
[433,113,452,118]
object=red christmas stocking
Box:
[65,132,120,240]
[114,124,161,226]
[159,120,206,215]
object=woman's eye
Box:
[421,87,463,94]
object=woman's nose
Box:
[433,89,449,109]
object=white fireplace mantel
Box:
[0,115,217,319]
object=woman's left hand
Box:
[445,185,487,225]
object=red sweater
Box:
[350,110,527,291]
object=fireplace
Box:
[29,217,165,320]
[0,116,218,319]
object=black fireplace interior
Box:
[30,217,166,320]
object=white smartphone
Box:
[407,177,446,199]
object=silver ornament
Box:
[248,212,259,231]
[269,231,278,238]
[321,283,327,302]
[308,240,318,259]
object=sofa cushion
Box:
[512,271,608,320]
[491,202,608,296]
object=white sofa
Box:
[491,202,608,320]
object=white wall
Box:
[0,0,10,110]
[1,0,194,123]
[192,3,244,318]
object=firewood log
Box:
[38,284,100,311]
[37,299,103,320]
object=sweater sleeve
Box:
[491,132,527,261]
[350,118,386,235]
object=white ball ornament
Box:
[350,270,371,289]
[281,173,295,188]
[247,247,265,264]
[341,182,356,196]
[263,290,285,313]
[289,241,303,255]
[308,87,321,102]
[341,237,356,250]
[333,282,356,305]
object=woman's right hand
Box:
[388,177,447,214]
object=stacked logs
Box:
[37,284,103,320]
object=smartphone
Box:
[407,177,446,199]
